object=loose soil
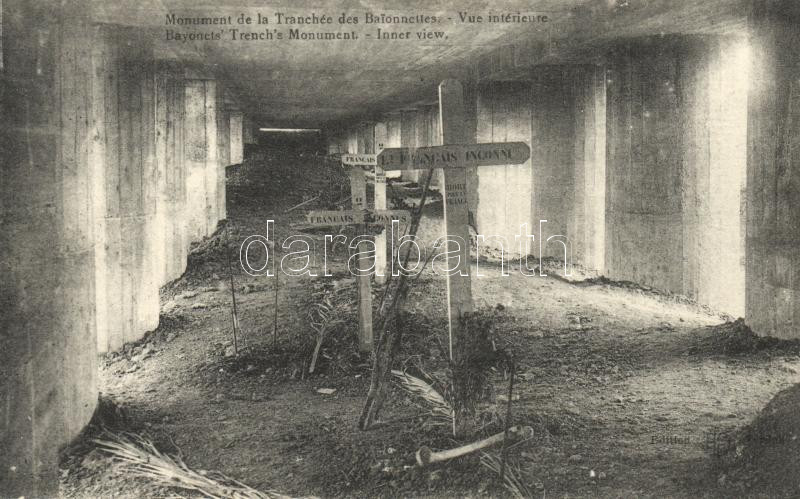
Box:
[60,148,800,498]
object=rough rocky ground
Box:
[61,148,800,498]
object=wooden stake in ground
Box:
[272,266,280,347]
[358,170,434,431]
[225,223,241,355]
[376,79,531,437]
[298,204,411,354]
[348,163,373,352]
[296,153,411,353]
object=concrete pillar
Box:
[570,66,607,274]
[531,71,577,261]
[91,25,121,355]
[384,113,403,179]
[0,0,97,494]
[91,27,159,352]
[126,29,160,341]
[216,87,230,222]
[400,110,420,182]
[427,105,444,189]
[357,122,374,155]
[243,115,257,145]
[474,81,534,257]
[326,132,346,155]
[413,109,430,184]
[605,35,748,315]
[346,127,359,154]
[681,36,748,317]
[230,111,244,165]
[155,62,188,284]
[606,40,685,292]
[185,78,219,240]
[746,0,800,337]
[462,79,480,216]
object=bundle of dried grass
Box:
[391,369,453,426]
[480,452,532,499]
[93,431,292,499]
[306,279,356,373]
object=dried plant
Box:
[93,431,292,499]
[306,281,355,373]
[480,452,533,499]
[391,369,453,426]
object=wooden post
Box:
[350,167,373,352]
[439,79,476,437]
[299,151,407,355]
[438,80,474,354]
[376,80,530,437]
[374,123,389,284]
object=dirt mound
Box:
[227,150,349,212]
[714,383,800,497]
[689,319,800,356]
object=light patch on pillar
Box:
[230,112,244,164]
[707,37,748,316]
[682,36,748,317]
[567,66,608,276]
[475,81,533,259]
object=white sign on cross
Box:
[376,79,531,363]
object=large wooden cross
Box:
[377,79,530,364]
[300,153,410,352]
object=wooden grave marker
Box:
[377,79,530,435]
[299,152,410,352]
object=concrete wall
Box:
[230,111,244,164]
[474,81,534,257]
[472,74,582,262]
[91,26,160,352]
[2,0,243,487]
[155,62,189,286]
[605,36,748,315]
[606,40,685,292]
[376,113,402,178]
[466,39,746,314]
[531,71,577,260]
[358,122,375,155]
[680,36,748,317]
[185,78,220,241]
[413,105,442,187]
[89,48,238,354]
[243,115,257,145]
[570,66,607,274]
[746,0,800,338]
[1,0,98,494]
[216,87,231,222]
[328,35,751,320]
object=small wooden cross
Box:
[377,79,530,371]
[299,153,410,352]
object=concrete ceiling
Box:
[93,0,750,128]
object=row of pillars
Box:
[0,2,245,494]
[91,27,245,353]
[326,1,800,338]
